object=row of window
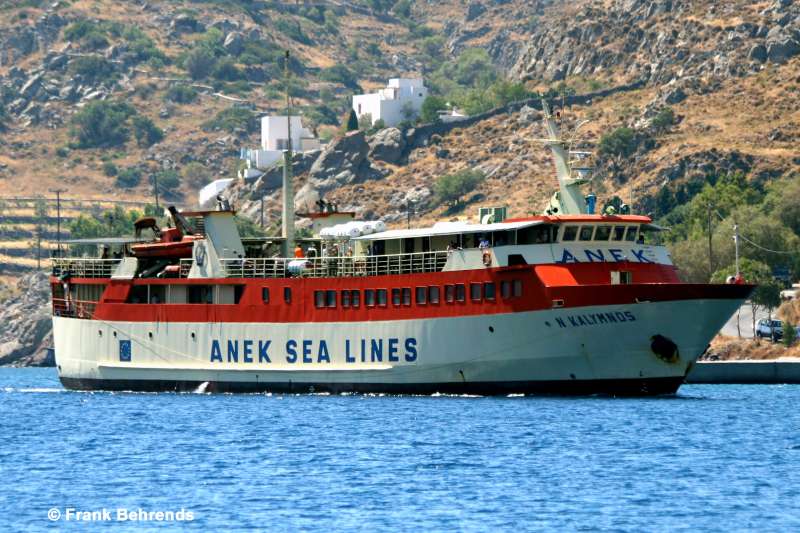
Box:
[561,225,639,243]
[312,280,523,309]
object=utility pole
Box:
[50,188,66,255]
[406,200,414,229]
[281,49,295,257]
[707,203,713,275]
[36,226,41,270]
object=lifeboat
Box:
[131,228,198,259]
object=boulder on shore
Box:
[0,272,53,367]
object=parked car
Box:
[756,319,783,341]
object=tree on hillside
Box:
[70,101,135,148]
[434,169,485,208]
[184,48,216,80]
[346,110,359,131]
[421,96,446,124]
[132,116,164,147]
[597,127,637,159]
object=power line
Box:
[738,233,797,255]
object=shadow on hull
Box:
[59,376,685,396]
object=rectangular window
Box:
[326,290,337,308]
[314,290,325,308]
[594,226,611,241]
[262,287,270,304]
[187,285,213,304]
[562,226,578,241]
[512,280,523,297]
[484,282,496,300]
[455,284,466,302]
[612,226,626,241]
[284,287,292,304]
[365,289,376,307]
[392,288,401,306]
[429,286,440,304]
[445,284,455,303]
[402,288,411,306]
[234,285,245,304]
[351,290,360,308]
[342,290,351,308]
[612,271,633,285]
[470,283,482,301]
[579,226,594,241]
[625,226,638,242]
[416,287,427,305]
[377,289,388,306]
[501,280,511,299]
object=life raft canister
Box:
[482,251,492,267]
[650,334,680,363]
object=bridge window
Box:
[314,290,325,308]
[612,226,626,241]
[365,289,376,307]
[501,280,511,299]
[594,226,611,241]
[188,285,212,304]
[402,288,412,306]
[351,290,360,308]
[513,279,523,297]
[262,287,270,304]
[579,226,594,241]
[284,287,292,304]
[484,282,496,300]
[456,284,466,302]
[445,284,455,303]
[518,225,553,245]
[342,290,351,307]
[625,226,638,242]
[562,226,578,241]
[416,287,427,305]
[470,283,482,301]
[429,286,440,304]
[377,289,388,306]
[392,288,401,306]
[326,290,337,308]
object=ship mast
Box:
[281,50,295,256]
[540,100,588,215]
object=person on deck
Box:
[294,245,304,258]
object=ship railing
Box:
[52,298,97,319]
[219,251,449,279]
[51,258,122,278]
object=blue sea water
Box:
[1,368,799,532]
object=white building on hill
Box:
[198,115,321,207]
[352,78,428,127]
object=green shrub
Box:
[319,65,360,91]
[651,107,676,132]
[56,146,70,158]
[212,57,244,81]
[102,161,118,176]
[180,161,213,189]
[70,101,135,148]
[165,84,198,104]
[184,48,216,80]
[132,116,164,147]
[115,167,142,188]
[783,323,797,347]
[597,127,638,158]
[345,109,359,132]
[69,56,115,83]
[275,18,312,45]
[435,169,485,207]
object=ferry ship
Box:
[50,103,752,395]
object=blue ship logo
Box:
[119,340,132,362]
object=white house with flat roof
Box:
[199,115,321,206]
[352,78,428,127]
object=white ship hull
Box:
[54,298,739,395]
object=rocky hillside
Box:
[0,272,52,366]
